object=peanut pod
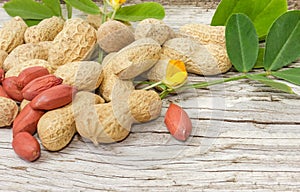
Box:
[0,68,4,83]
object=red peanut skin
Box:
[164,103,192,141]
[30,84,77,110]
[2,76,23,102]
[13,104,45,137]
[0,85,10,98]
[22,74,63,101]
[17,66,49,88]
[0,68,4,83]
[12,132,41,162]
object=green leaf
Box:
[42,0,62,17]
[254,48,265,69]
[66,2,73,19]
[225,14,259,73]
[3,0,55,20]
[264,11,300,71]
[113,2,165,22]
[247,74,294,94]
[211,0,287,39]
[272,68,300,86]
[24,19,41,26]
[63,0,100,15]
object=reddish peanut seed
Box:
[13,104,45,137]
[12,132,41,162]
[17,66,49,88]
[22,74,63,101]
[30,84,77,110]
[164,103,192,141]
[2,76,23,102]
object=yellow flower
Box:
[163,60,188,88]
[109,0,126,10]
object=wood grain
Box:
[0,5,300,192]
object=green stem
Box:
[180,74,249,90]
[111,8,117,20]
[101,0,108,23]
[98,49,104,64]
[143,81,162,90]
[66,3,72,19]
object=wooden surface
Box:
[1,5,300,192]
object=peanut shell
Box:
[54,61,103,91]
[5,59,54,78]
[0,50,8,69]
[135,18,175,45]
[48,18,97,68]
[97,20,134,53]
[179,23,226,47]
[161,38,231,75]
[86,14,103,29]
[0,97,18,127]
[37,106,76,151]
[107,38,161,79]
[3,42,50,71]
[0,16,27,53]
[129,90,162,123]
[24,16,64,43]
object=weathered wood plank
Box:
[0,4,300,192]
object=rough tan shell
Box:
[135,18,175,45]
[72,91,105,106]
[106,38,161,79]
[20,99,30,111]
[97,20,135,53]
[48,18,97,69]
[5,59,54,78]
[0,50,8,69]
[147,59,169,82]
[75,103,130,145]
[24,16,65,43]
[3,42,50,71]
[0,97,18,127]
[161,38,231,75]
[98,64,134,102]
[86,14,103,29]
[179,23,226,47]
[0,16,27,53]
[54,61,103,91]
[129,90,162,123]
[37,106,76,151]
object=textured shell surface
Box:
[129,90,162,123]
[48,18,97,68]
[179,23,226,47]
[0,50,8,69]
[135,18,174,45]
[37,106,76,151]
[24,16,65,43]
[162,38,230,75]
[0,16,27,53]
[147,59,169,82]
[54,61,103,91]
[3,42,50,71]
[0,97,18,127]
[75,103,130,145]
[107,38,161,80]
[5,59,54,78]
[97,20,135,53]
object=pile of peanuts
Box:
[0,15,230,162]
